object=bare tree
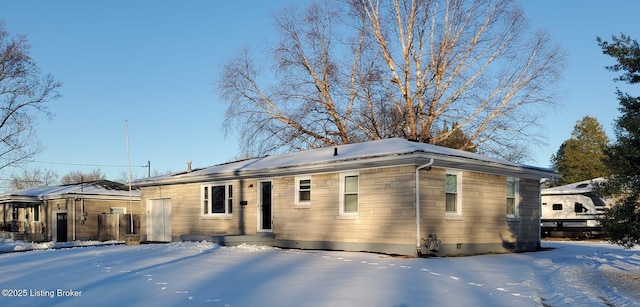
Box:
[0,21,62,169]
[217,0,564,161]
[9,168,59,189]
[60,169,106,185]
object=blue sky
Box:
[1,0,639,188]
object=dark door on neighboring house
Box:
[259,181,272,231]
[56,213,67,242]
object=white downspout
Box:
[416,158,435,255]
[537,182,542,250]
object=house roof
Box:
[0,180,140,203]
[135,138,557,187]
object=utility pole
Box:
[147,161,151,178]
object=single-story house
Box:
[0,180,141,242]
[134,138,557,256]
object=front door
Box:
[146,198,172,242]
[56,213,67,242]
[259,181,272,231]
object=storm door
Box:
[56,213,68,242]
[258,181,272,231]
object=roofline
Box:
[0,196,41,204]
[0,193,140,203]
[134,151,557,187]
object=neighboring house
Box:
[134,138,556,256]
[541,178,612,237]
[0,180,141,242]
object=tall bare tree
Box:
[9,167,59,190]
[60,169,106,185]
[0,21,62,169]
[218,0,564,160]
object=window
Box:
[552,203,562,210]
[110,207,126,214]
[202,183,233,216]
[445,171,461,215]
[295,176,311,206]
[33,205,40,222]
[506,178,519,217]
[341,172,359,215]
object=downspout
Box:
[537,182,542,250]
[416,158,435,256]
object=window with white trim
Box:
[445,171,461,215]
[340,172,359,215]
[506,178,519,217]
[295,176,311,206]
[202,183,233,216]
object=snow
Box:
[0,239,123,253]
[139,138,553,184]
[0,181,139,199]
[0,240,639,306]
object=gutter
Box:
[416,158,435,256]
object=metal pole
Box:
[125,120,134,234]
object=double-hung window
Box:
[202,183,233,216]
[445,171,461,215]
[341,172,359,215]
[295,176,311,206]
[506,178,519,217]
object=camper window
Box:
[574,203,588,213]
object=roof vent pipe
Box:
[333,148,338,156]
[187,160,192,172]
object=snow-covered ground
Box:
[0,239,638,306]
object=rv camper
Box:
[541,178,611,238]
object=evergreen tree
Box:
[596,34,640,248]
[550,116,609,185]
[433,121,477,153]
